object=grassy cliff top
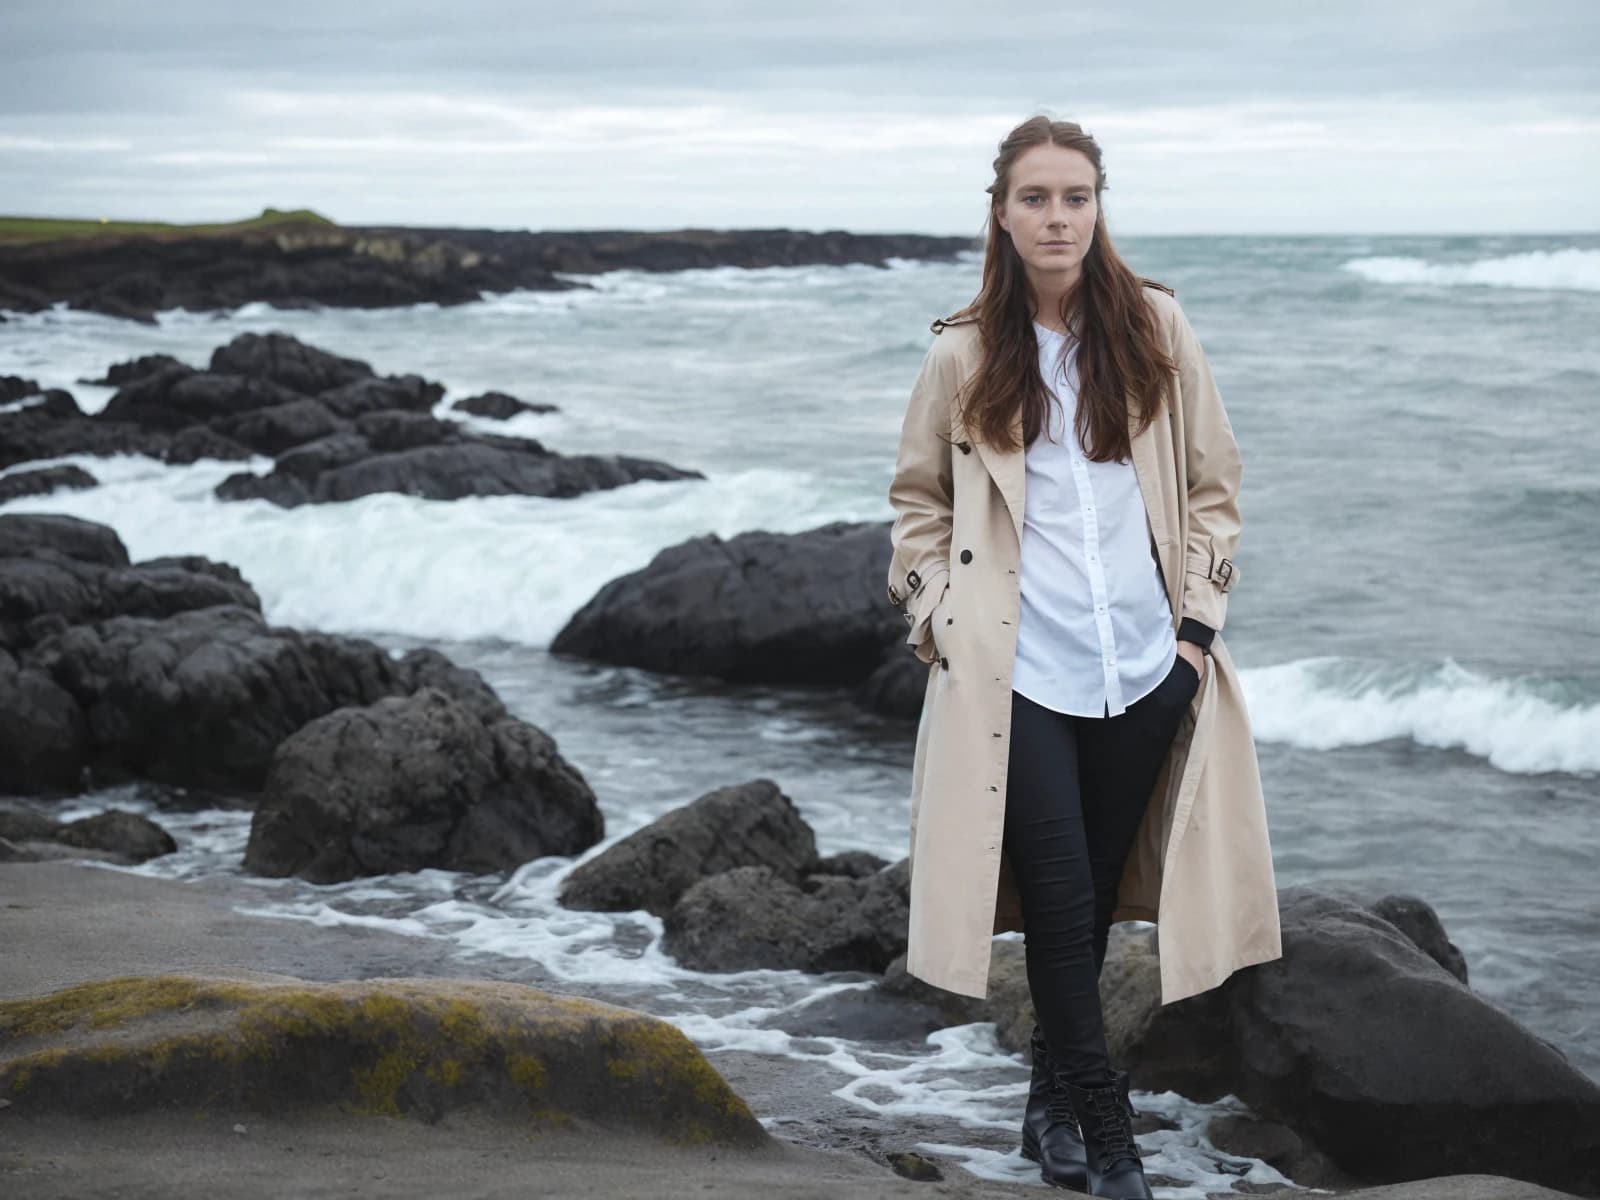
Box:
[0,207,336,244]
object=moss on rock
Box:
[0,974,765,1147]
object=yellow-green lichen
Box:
[427,1058,463,1087]
[0,976,256,1040]
[1,974,755,1140]
[506,1051,548,1091]
[607,1019,756,1123]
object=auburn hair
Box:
[944,115,1176,462]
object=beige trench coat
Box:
[886,284,1283,1005]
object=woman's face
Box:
[994,142,1099,288]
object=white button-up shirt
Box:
[1012,322,1178,718]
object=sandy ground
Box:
[0,862,1583,1200]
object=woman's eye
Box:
[1024,195,1043,204]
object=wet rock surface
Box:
[558,778,819,917]
[1,331,703,506]
[1093,888,1600,1197]
[243,687,603,883]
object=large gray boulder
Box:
[551,521,905,687]
[1099,887,1600,1197]
[661,858,910,975]
[14,604,502,796]
[558,778,818,917]
[243,687,602,883]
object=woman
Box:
[886,116,1282,1198]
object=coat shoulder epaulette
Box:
[929,313,979,335]
[1138,277,1176,297]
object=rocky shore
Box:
[2,510,1596,1197]
[1,332,702,507]
[0,217,974,325]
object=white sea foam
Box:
[1342,247,1600,292]
[0,451,863,646]
[1244,656,1600,775]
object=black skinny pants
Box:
[1001,653,1200,1087]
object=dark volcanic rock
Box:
[53,807,178,862]
[661,858,910,975]
[210,397,351,455]
[1370,893,1469,983]
[163,425,255,464]
[0,221,969,323]
[0,464,98,501]
[558,779,819,917]
[218,436,701,507]
[1,799,181,864]
[20,606,392,792]
[99,366,307,431]
[272,431,371,480]
[0,513,129,567]
[752,984,952,1044]
[861,652,933,720]
[0,534,260,647]
[1099,887,1600,1198]
[551,520,904,686]
[83,353,190,386]
[317,374,443,419]
[2,376,46,404]
[392,646,507,724]
[0,403,172,471]
[0,223,568,324]
[0,647,86,793]
[452,391,559,420]
[11,600,496,796]
[354,410,457,451]
[208,330,374,394]
[243,687,602,883]
[813,849,891,878]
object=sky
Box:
[1,1,1597,236]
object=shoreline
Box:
[0,861,1587,1200]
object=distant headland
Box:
[0,207,975,325]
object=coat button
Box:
[957,441,972,454]
[940,656,949,669]
[960,549,972,564]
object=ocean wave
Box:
[1244,657,1600,775]
[1341,248,1600,293]
[0,452,866,647]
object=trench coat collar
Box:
[971,398,1169,550]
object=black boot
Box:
[1018,1023,1089,1190]
[1059,1067,1152,1199]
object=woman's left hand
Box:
[1177,640,1207,680]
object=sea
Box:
[2,232,1596,1196]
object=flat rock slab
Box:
[0,972,765,1149]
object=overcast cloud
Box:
[2,1,1596,235]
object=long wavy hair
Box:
[945,115,1176,462]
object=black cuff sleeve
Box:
[1177,617,1216,654]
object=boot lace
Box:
[1080,1087,1140,1168]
